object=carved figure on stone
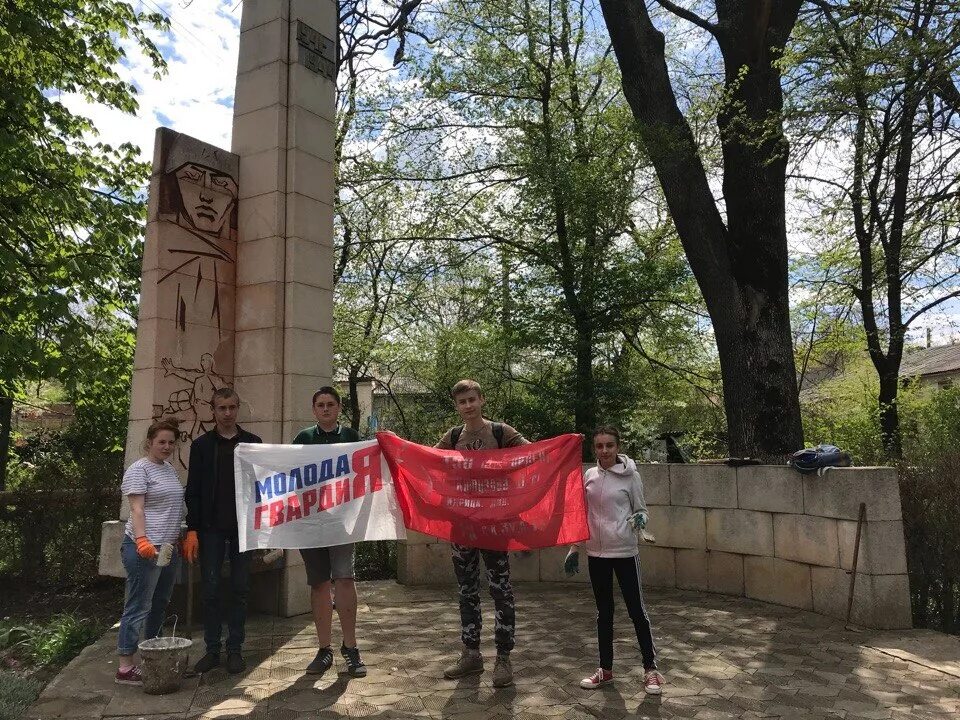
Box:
[155,353,230,467]
[157,152,238,337]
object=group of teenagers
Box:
[115,379,666,695]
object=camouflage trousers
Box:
[451,543,515,654]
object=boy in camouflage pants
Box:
[435,380,529,687]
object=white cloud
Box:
[61,0,240,167]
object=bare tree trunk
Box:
[0,397,11,490]
[348,369,362,431]
[877,368,903,459]
[573,316,595,455]
[599,0,804,458]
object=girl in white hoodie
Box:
[564,426,664,694]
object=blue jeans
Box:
[200,529,252,654]
[117,536,181,655]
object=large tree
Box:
[387,0,692,443]
[0,1,167,480]
[599,0,805,457]
[789,0,960,458]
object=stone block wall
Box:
[395,464,912,630]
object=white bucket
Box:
[138,634,192,694]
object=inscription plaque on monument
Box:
[297,20,336,80]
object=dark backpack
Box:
[450,422,505,449]
[788,444,852,475]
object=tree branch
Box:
[653,0,719,36]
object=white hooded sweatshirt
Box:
[581,454,648,558]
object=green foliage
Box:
[802,369,960,631]
[334,0,707,451]
[0,1,165,409]
[6,427,122,492]
[787,0,960,456]
[0,671,42,720]
[354,541,396,581]
[23,615,101,667]
[0,614,102,667]
[1,427,121,584]
[801,361,886,464]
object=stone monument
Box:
[100,0,338,617]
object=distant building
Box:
[12,402,74,433]
[898,344,960,389]
[335,372,431,435]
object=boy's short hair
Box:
[312,386,342,406]
[211,387,240,404]
[450,379,483,398]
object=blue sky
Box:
[68,0,240,160]
[66,0,960,348]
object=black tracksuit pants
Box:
[588,554,657,671]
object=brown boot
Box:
[492,655,513,688]
[443,648,484,679]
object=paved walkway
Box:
[26,582,960,720]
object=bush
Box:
[355,541,396,580]
[25,615,102,667]
[0,614,103,668]
[1,427,122,586]
[899,457,960,631]
[802,375,960,633]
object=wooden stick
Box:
[185,561,194,639]
[846,502,867,627]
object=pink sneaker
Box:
[579,668,613,689]
[644,669,665,695]
[115,665,143,685]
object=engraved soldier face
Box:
[175,163,238,234]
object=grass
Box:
[1,614,103,668]
[0,672,42,720]
[0,613,104,720]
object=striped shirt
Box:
[122,458,185,545]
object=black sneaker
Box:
[226,651,246,674]
[194,652,220,674]
[340,644,367,677]
[306,646,334,675]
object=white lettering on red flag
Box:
[377,433,589,551]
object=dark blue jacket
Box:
[185,426,261,530]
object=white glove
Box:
[628,511,648,531]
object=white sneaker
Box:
[579,667,613,689]
[644,669,665,695]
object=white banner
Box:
[233,440,407,552]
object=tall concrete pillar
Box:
[231,0,336,447]
[231,0,338,615]
[100,1,337,618]
[101,128,241,577]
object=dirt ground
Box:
[0,577,125,627]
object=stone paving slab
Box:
[26,581,960,720]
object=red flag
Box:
[377,432,589,551]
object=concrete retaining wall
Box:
[396,464,913,630]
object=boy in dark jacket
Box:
[183,388,261,674]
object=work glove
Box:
[628,511,648,531]
[181,530,199,563]
[135,536,158,560]
[563,549,580,576]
